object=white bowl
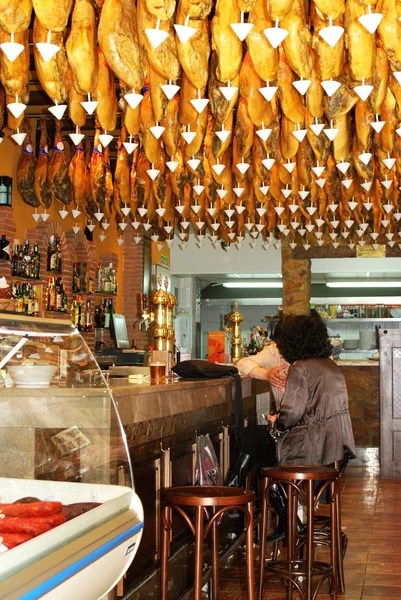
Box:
[390,308,401,318]
[8,365,58,388]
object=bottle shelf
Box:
[44,271,63,276]
[95,292,117,297]
[323,318,401,323]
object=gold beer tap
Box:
[224,301,244,361]
[166,289,177,355]
[152,274,169,351]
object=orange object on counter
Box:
[208,332,226,363]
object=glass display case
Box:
[0,314,143,600]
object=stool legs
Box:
[306,480,314,600]
[330,481,338,599]
[194,506,205,600]
[160,504,171,600]
[211,509,219,600]
[245,499,256,600]
[258,476,269,600]
[335,485,345,593]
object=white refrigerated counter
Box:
[0,315,144,599]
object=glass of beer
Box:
[150,361,166,384]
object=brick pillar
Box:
[0,207,16,281]
[122,229,151,350]
[281,241,311,316]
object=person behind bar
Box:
[224,320,289,488]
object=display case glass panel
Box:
[0,314,133,489]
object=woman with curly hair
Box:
[268,314,355,467]
[264,314,355,541]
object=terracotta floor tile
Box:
[219,466,401,600]
[362,585,401,597]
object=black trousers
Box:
[240,424,277,476]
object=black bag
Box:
[172,359,238,379]
[172,360,243,442]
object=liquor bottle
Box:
[62,286,68,312]
[85,300,93,332]
[94,303,101,328]
[55,236,62,272]
[100,300,106,328]
[0,235,7,260]
[47,236,53,271]
[24,244,32,278]
[248,334,257,355]
[33,287,40,316]
[11,244,18,275]
[73,264,81,293]
[108,263,116,294]
[23,284,30,314]
[32,244,40,279]
[104,298,115,328]
[79,297,86,331]
[17,245,24,276]
[87,275,93,295]
[48,236,59,272]
[27,287,35,316]
[47,278,56,311]
[16,284,24,313]
[55,277,63,311]
[104,265,111,293]
[0,177,8,205]
[70,297,78,327]
[96,264,103,292]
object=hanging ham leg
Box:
[98,0,143,92]
[66,0,98,95]
[84,138,96,218]
[113,127,131,222]
[0,0,32,32]
[103,146,113,220]
[33,18,68,103]
[17,120,37,207]
[34,116,52,208]
[0,28,29,101]
[68,139,87,209]
[90,127,107,211]
[32,0,73,31]
[94,49,117,132]
[47,120,73,205]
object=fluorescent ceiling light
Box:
[326,281,401,288]
[222,282,283,289]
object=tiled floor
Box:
[219,465,401,600]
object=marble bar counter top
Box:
[109,376,269,426]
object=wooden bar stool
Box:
[160,486,255,600]
[312,459,348,593]
[258,466,339,600]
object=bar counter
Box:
[111,375,269,598]
[336,361,380,448]
[110,376,267,424]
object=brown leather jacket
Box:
[276,358,356,466]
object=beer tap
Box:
[224,301,244,361]
[138,293,154,330]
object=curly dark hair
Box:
[275,314,332,364]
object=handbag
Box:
[172,360,244,443]
[172,359,238,379]
[194,434,222,486]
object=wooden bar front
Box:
[111,377,268,598]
